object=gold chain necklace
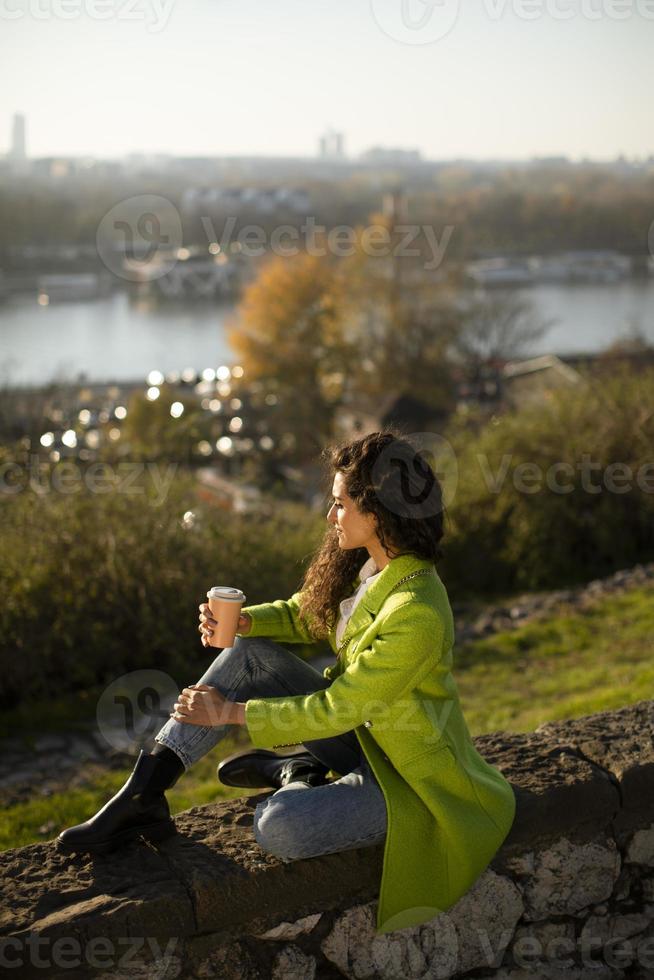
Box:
[336,567,435,658]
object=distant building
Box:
[502,354,582,410]
[31,157,74,179]
[531,155,569,166]
[121,153,174,177]
[195,468,262,514]
[360,146,422,166]
[466,251,632,287]
[318,129,346,161]
[181,185,310,213]
[9,113,27,161]
[466,257,534,287]
[5,113,29,174]
[23,156,123,181]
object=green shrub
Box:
[0,471,324,705]
[441,364,654,595]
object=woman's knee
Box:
[230,635,289,665]
[252,798,303,861]
[203,635,279,677]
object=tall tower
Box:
[318,128,346,161]
[10,113,27,161]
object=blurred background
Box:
[1,0,653,847]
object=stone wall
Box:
[1,699,653,980]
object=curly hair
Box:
[296,427,446,643]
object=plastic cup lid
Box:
[207,587,246,602]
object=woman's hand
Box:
[198,603,252,648]
[170,683,238,726]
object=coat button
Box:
[364,720,372,728]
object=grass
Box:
[455,585,654,734]
[2,583,652,851]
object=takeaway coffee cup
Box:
[206,586,247,649]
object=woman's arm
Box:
[244,600,445,746]
[238,590,316,645]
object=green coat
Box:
[241,553,516,934]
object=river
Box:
[2,280,653,386]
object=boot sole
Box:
[56,819,177,856]
[217,748,327,788]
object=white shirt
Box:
[335,556,383,647]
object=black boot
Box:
[57,747,185,855]
[217,748,330,790]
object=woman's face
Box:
[326,471,379,552]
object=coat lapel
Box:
[359,553,436,616]
[335,553,436,653]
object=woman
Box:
[58,430,516,935]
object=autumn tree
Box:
[227,250,353,461]
[228,210,470,456]
[228,206,557,462]
[335,209,465,413]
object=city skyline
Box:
[3,110,652,168]
[1,0,653,161]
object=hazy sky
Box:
[1,0,653,160]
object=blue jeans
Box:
[154,636,388,861]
